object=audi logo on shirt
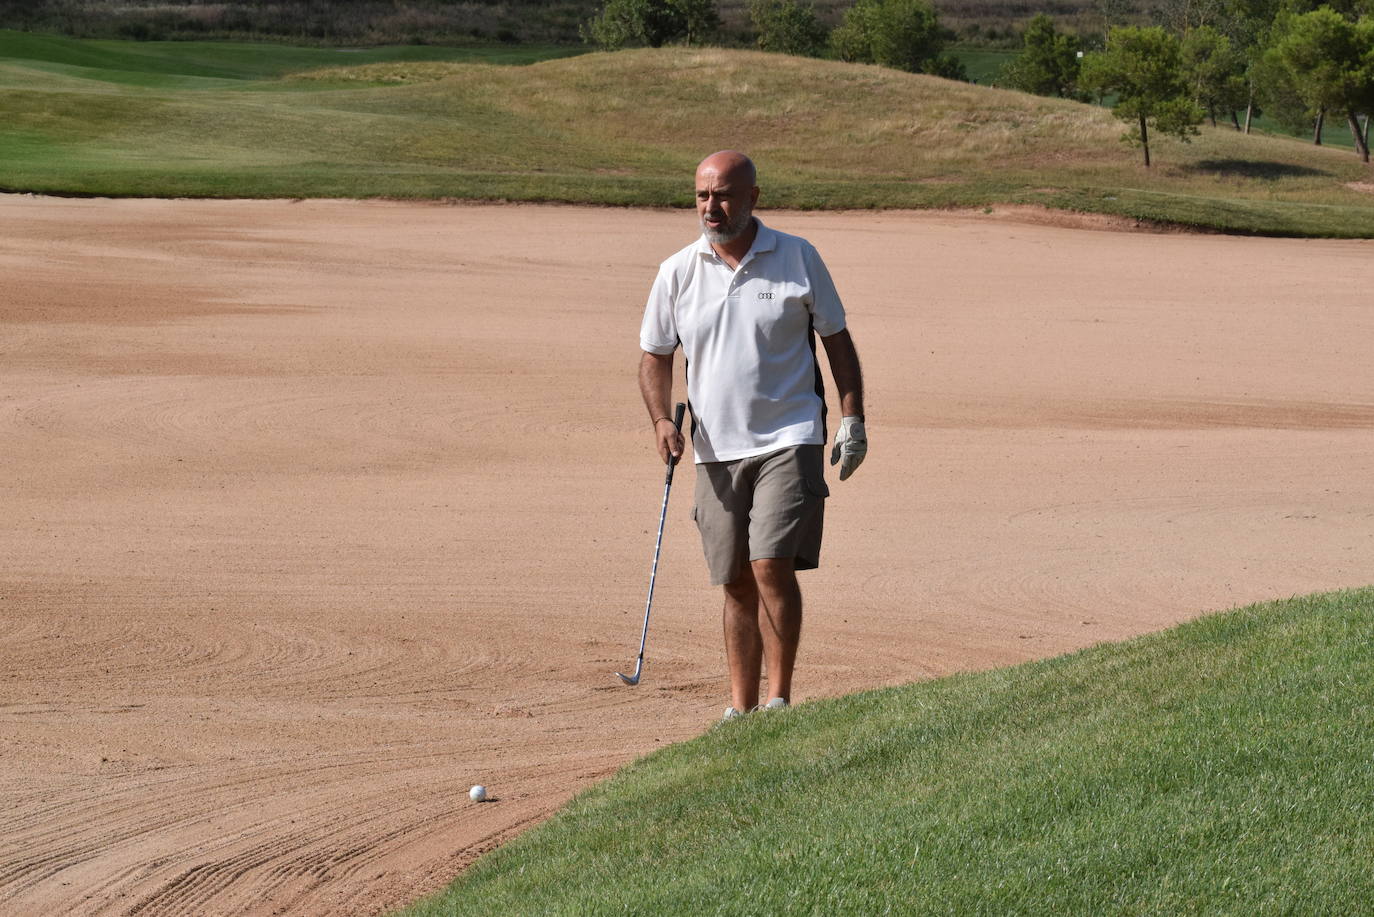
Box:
[757,291,776,300]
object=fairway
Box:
[3,195,1374,915]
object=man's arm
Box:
[820,329,866,480]
[638,350,684,465]
[821,328,864,419]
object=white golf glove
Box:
[830,415,867,481]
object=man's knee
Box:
[723,565,759,602]
[751,557,798,592]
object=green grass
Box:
[399,587,1374,915]
[0,29,584,87]
[952,47,1017,85]
[1246,112,1370,153]
[3,32,1374,236]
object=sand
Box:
[2,194,1372,916]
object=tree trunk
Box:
[1208,106,1217,128]
[1349,111,1371,163]
[1140,113,1151,167]
[1364,114,1371,150]
[1314,108,1325,145]
[1244,99,1253,134]
[1231,110,1242,131]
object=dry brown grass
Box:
[296,48,1122,171]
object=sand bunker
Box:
[3,196,1372,915]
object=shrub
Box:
[749,0,828,57]
[831,0,965,78]
[584,0,720,49]
[1001,13,1082,98]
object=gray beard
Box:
[701,209,753,244]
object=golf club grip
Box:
[665,402,686,485]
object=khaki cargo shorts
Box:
[691,445,829,586]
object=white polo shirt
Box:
[639,219,848,463]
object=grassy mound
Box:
[3,32,1374,235]
[401,588,1374,916]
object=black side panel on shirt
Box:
[809,316,827,442]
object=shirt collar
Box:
[697,217,775,263]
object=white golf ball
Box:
[469,785,487,803]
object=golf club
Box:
[616,401,686,686]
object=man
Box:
[638,150,867,721]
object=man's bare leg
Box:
[752,557,802,704]
[722,564,763,712]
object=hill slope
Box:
[3,35,1373,235]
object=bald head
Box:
[695,151,759,248]
[696,150,757,189]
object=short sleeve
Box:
[804,244,847,338]
[639,262,679,355]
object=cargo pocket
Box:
[801,452,830,501]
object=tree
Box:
[749,0,828,57]
[1080,26,1205,166]
[831,0,879,62]
[1097,0,1135,29]
[1153,0,1228,33]
[1000,13,1082,98]
[1271,8,1374,161]
[1276,0,1374,18]
[832,0,966,79]
[1217,0,1286,132]
[584,0,720,50]
[1254,43,1317,135]
[1181,26,1249,126]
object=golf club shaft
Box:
[627,402,686,679]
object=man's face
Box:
[696,166,757,244]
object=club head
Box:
[615,671,640,686]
